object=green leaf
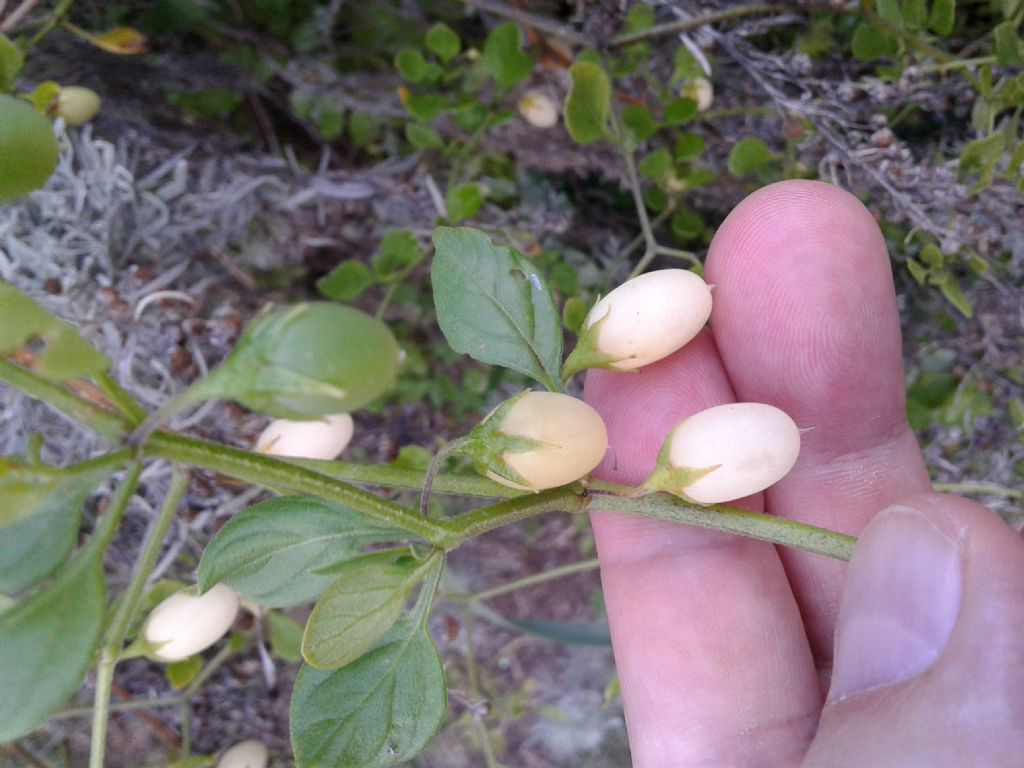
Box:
[638,148,672,181]
[664,97,698,125]
[483,22,534,89]
[198,496,403,609]
[198,303,400,419]
[348,112,380,148]
[851,22,899,61]
[404,122,443,150]
[624,5,655,33]
[674,132,705,161]
[672,46,703,82]
[290,618,447,768]
[671,209,703,241]
[928,0,956,35]
[317,260,375,303]
[302,550,439,669]
[936,272,973,318]
[958,132,1005,185]
[876,0,902,25]
[0,34,24,92]
[562,296,590,334]
[425,23,460,64]
[902,0,927,31]
[431,227,564,392]
[0,484,81,592]
[728,136,771,175]
[622,104,658,143]
[994,21,1022,67]
[564,62,611,144]
[906,257,928,285]
[267,610,304,663]
[166,655,203,689]
[0,281,109,381]
[445,182,484,225]
[0,454,118,529]
[314,102,345,141]
[403,91,445,122]
[0,548,104,742]
[372,229,422,278]
[394,49,428,82]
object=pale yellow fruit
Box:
[681,77,713,112]
[666,403,800,504]
[217,739,268,768]
[57,86,101,126]
[143,584,239,662]
[485,392,607,491]
[255,413,354,460]
[518,91,559,128]
[584,269,712,370]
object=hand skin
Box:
[584,180,1024,767]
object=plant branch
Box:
[442,486,586,547]
[90,462,180,768]
[610,3,798,48]
[594,492,856,560]
[144,432,453,545]
[460,0,590,47]
[0,359,128,441]
[92,372,147,426]
[452,558,600,603]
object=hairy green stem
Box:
[933,482,1023,500]
[0,359,127,441]
[53,695,184,720]
[442,487,586,547]
[23,0,72,50]
[290,456,521,499]
[145,432,452,545]
[594,493,856,560]
[420,438,472,516]
[88,459,146,768]
[92,372,147,426]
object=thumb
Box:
[804,493,1024,767]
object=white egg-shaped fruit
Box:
[143,584,240,662]
[584,269,712,370]
[518,91,559,128]
[667,403,800,504]
[485,392,608,491]
[217,739,269,768]
[57,86,101,126]
[255,413,354,460]
[681,77,714,112]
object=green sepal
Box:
[641,431,720,501]
[560,305,632,381]
[463,391,550,491]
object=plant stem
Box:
[453,558,600,603]
[53,695,184,720]
[933,482,1023,500]
[128,386,207,446]
[93,372,147,426]
[611,105,659,280]
[145,432,453,545]
[460,0,590,47]
[442,487,586,548]
[420,438,471,516]
[609,3,798,48]
[23,0,72,49]
[462,608,505,768]
[594,492,856,560]
[88,459,146,768]
[0,359,128,441]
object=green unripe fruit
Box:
[0,95,58,202]
[208,303,400,419]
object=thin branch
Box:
[460,0,591,48]
[610,3,798,48]
[0,0,41,33]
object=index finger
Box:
[705,180,932,670]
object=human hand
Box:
[584,180,1024,766]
